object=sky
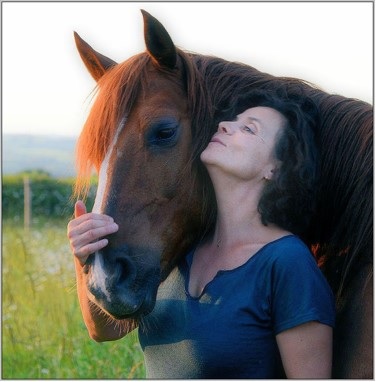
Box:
[2,1,373,137]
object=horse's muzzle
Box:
[85,246,160,319]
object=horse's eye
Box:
[156,128,175,140]
[146,118,180,148]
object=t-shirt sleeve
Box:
[270,241,336,335]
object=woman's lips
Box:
[210,136,226,146]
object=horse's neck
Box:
[332,262,373,378]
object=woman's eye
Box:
[243,125,255,134]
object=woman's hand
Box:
[67,200,119,266]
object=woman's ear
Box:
[263,167,275,181]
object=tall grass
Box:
[2,219,145,379]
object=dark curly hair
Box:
[222,85,320,235]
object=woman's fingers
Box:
[69,221,119,247]
[69,221,119,266]
[68,214,115,237]
[73,239,109,266]
[68,200,119,266]
[69,210,114,229]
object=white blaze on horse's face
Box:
[90,251,111,302]
[88,119,126,303]
[92,118,126,213]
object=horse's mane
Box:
[310,94,373,295]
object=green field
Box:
[2,219,145,379]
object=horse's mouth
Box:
[87,287,156,320]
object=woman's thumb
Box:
[74,200,87,218]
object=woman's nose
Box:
[218,121,233,134]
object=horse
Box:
[73,10,373,378]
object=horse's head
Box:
[74,10,206,319]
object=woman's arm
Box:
[67,201,131,342]
[276,321,333,378]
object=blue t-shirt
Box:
[138,235,335,378]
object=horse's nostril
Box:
[115,257,137,288]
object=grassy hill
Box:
[3,134,77,177]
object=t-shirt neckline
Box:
[184,234,296,300]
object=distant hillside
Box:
[3,134,78,177]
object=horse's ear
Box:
[74,32,117,82]
[141,9,177,69]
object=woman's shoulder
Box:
[262,234,310,253]
[257,234,316,268]
[258,235,334,298]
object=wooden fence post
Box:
[24,176,31,232]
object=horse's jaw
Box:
[84,246,160,320]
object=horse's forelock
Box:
[74,53,151,198]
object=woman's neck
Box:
[208,170,288,250]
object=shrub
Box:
[2,172,97,221]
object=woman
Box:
[68,88,335,378]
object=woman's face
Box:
[200,106,286,182]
